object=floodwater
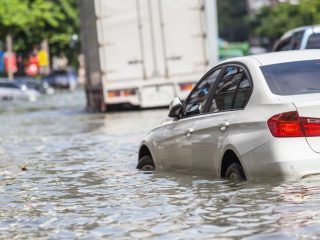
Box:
[1,90,320,239]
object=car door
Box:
[162,68,222,170]
[189,65,252,176]
[151,120,179,169]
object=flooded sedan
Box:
[137,50,320,182]
[1,90,320,239]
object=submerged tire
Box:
[225,163,246,181]
[137,156,155,171]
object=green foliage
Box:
[0,0,79,67]
[249,0,320,42]
[0,0,30,35]
[217,0,249,42]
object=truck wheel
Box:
[137,156,155,171]
[225,163,246,181]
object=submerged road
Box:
[1,89,320,239]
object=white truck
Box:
[80,0,218,111]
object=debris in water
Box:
[21,165,28,171]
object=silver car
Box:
[273,25,320,51]
[0,80,39,101]
[137,50,320,181]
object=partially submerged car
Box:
[0,79,40,101]
[137,50,320,181]
[15,77,54,95]
[42,69,78,90]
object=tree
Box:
[217,0,249,42]
[27,0,80,68]
[0,0,30,36]
[0,0,30,78]
[249,1,320,47]
[46,0,80,68]
[0,0,80,77]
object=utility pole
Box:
[204,0,219,66]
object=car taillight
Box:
[267,111,320,137]
[267,111,303,137]
[300,117,320,137]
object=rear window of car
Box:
[260,60,320,95]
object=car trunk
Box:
[293,95,320,153]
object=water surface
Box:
[1,90,320,239]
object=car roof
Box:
[221,49,320,66]
[280,25,320,39]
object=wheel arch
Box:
[138,144,153,161]
[220,149,245,178]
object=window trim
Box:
[204,62,253,114]
[180,61,253,119]
[181,65,225,119]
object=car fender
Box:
[138,134,157,163]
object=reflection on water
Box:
[1,90,320,239]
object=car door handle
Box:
[185,128,194,137]
[219,121,229,131]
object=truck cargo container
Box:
[79,0,218,111]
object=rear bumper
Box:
[241,137,320,181]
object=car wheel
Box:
[225,163,246,181]
[137,156,155,171]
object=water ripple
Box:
[1,91,320,239]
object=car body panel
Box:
[188,111,237,174]
[241,137,320,181]
[152,117,195,171]
[249,49,320,66]
[291,96,320,153]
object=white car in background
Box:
[0,80,39,101]
[273,25,320,51]
[137,50,320,181]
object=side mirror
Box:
[168,97,183,118]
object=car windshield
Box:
[260,60,320,95]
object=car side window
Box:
[233,75,251,109]
[306,33,320,49]
[274,37,292,51]
[208,65,251,112]
[184,68,221,117]
[274,31,304,51]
